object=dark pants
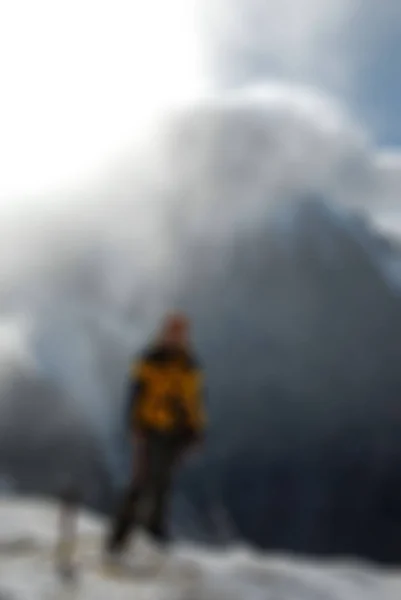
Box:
[105,430,189,554]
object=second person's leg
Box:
[105,435,150,554]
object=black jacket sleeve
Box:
[126,379,144,428]
[125,350,150,431]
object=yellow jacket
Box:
[127,344,206,436]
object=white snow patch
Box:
[0,495,400,599]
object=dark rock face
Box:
[173,197,401,564]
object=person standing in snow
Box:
[105,312,206,558]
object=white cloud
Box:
[371,152,401,236]
[202,0,401,137]
[1,0,400,201]
[0,0,207,198]
[1,82,400,317]
[203,0,350,82]
[375,152,401,208]
[0,318,36,378]
[147,84,399,242]
[202,0,361,88]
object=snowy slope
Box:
[0,497,400,599]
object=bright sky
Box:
[1,0,401,235]
[0,0,206,198]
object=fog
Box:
[0,84,400,561]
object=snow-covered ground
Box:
[0,496,400,600]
